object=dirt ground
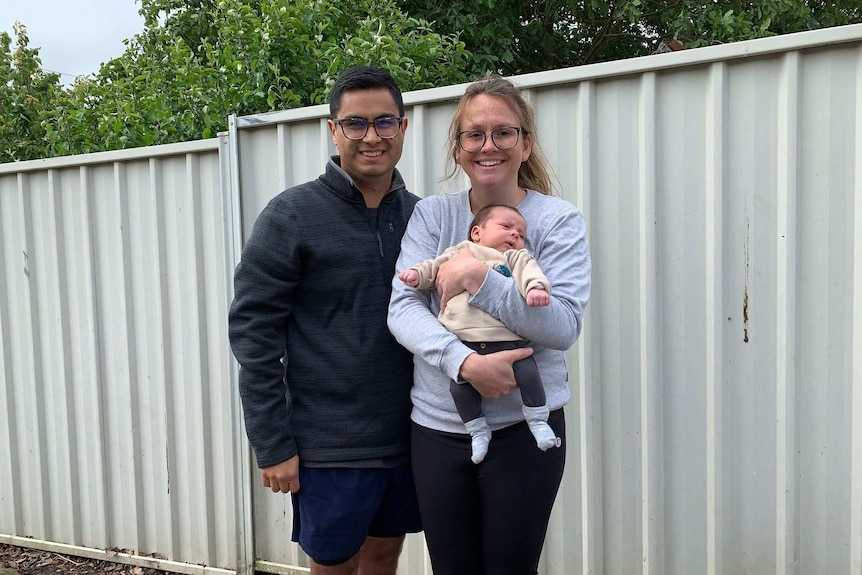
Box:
[0,544,172,575]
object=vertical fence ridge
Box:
[191,152,219,563]
[575,78,600,575]
[409,104,427,197]
[59,167,84,546]
[0,174,22,534]
[135,156,174,559]
[19,171,52,539]
[105,160,144,549]
[704,60,727,575]
[850,42,862,575]
[638,70,661,575]
[48,168,81,544]
[775,49,801,575]
[76,164,110,548]
[227,116,257,575]
[276,123,293,193]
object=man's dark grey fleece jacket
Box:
[229,159,419,468]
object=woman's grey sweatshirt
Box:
[388,188,591,433]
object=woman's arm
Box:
[433,247,488,313]
[389,199,553,397]
[388,202,474,382]
[442,205,591,350]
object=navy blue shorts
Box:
[290,464,423,564]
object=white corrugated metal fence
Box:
[2,23,862,575]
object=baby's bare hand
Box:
[399,269,419,287]
[527,288,550,307]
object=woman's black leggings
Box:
[411,409,566,575]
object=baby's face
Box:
[471,207,527,252]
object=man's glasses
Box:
[333,117,404,140]
[457,127,522,152]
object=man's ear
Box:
[327,119,337,143]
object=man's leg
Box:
[309,535,404,575]
[293,467,386,575]
[358,535,405,575]
[298,465,419,575]
[310,555,359,575]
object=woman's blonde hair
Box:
[444,75,554,196]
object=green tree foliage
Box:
[0,23,65,161]
[396,0,862,76]
[2,0,469,161]
[3,0,861,162]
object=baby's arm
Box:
[509,249,552,306]
[526,287,550,307]
[398,246,462,291]
[398,268,420,287]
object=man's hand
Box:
[261,455,300,494]
[458,347,533,398]
[398,268,420,287]
[527,288,550,307]
[436,248,486,313]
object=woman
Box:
[388,75,591,574]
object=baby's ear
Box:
[470,226,480,242]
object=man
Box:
[229,66,421,575]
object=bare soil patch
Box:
[0,544,172,575]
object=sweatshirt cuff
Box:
[254,440,298,469]
[468,267,506,313]
[440,337,475,383]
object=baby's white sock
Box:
[522,405,561,451]
[464,416,492,464]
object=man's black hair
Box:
[329,65,404,118]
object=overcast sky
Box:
[3,0,144,83]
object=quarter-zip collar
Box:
[326,156,407,205]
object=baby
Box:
[399,204,560,463]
